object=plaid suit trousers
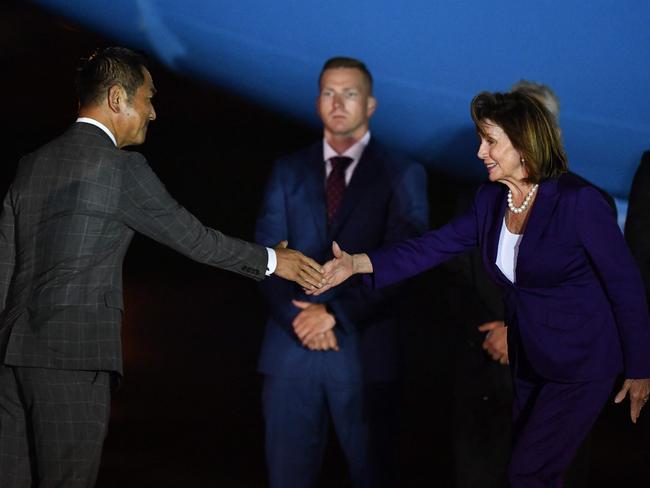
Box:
[0,364,110,487]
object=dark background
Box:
[2,1,648,486]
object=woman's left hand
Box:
[614,378,650,423]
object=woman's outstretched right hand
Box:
[305,241,371,295]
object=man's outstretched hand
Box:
[274,241,324,290]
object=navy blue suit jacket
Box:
[368,173,650,382]
[255,138,428,382]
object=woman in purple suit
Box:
[299,91,650,487]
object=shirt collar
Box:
[76,117,118,147]
[323,131,371,163]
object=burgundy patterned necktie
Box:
[326,156,353,226]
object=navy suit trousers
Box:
[263,371,399,488]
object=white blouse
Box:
[496,217,523,283]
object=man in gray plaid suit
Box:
[0,46,324,487]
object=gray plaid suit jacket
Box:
[0,122,267,375]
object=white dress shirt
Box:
[496,217,523,283]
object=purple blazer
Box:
[367,173,650,382]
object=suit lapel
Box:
[485,185,510,286]
[516,177,560,278]
[303,143,328,244]
[327,140,377,239]
[483,178,560,286]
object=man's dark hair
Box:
[76,47,149,107]
[319,56,373,93]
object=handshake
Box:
[274,241,370,352]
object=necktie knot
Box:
[330,156,353,173]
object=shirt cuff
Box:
[265,247,277,276]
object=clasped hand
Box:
[292,242,372,350]
[479,321,509,365]
[292,300,338,351]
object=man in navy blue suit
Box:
[255,57,428,487]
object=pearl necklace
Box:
[507,184,538,214]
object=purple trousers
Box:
[508,351,615,487]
